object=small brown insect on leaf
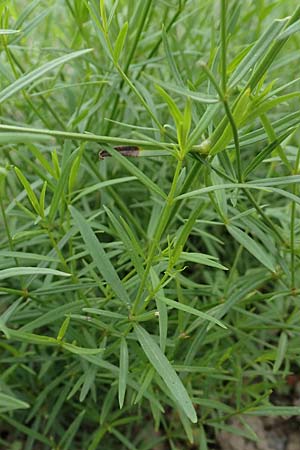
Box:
[99,145,140,160]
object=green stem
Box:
[220,0,227,94]
[290,148,300,289]
[243,189,284,243]
[136,0,188,79]
[83,152,147,238]
[47,228,70,275]
[116,64,164,134]
[105,0,153,134]
[132,158,183,314]
[0,124,172,149]
[200,63,242,181]
[0,196,19,268]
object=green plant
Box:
[1,1,300,448]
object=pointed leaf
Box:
[69,206,131,308]
[161,297,227,329]
[118,337,129,408]
[134,324,197,423]
[0,267,70,280]
[227,224,276,272]
[15,167,41,216]
[102,146,166,199]
[0,48,92,104]
[273,332,288,373]
[113,22,128,62]
[0,393,29,413]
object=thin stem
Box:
[136,0,188,79]
[290,148,300,289]
[220,0,227,94]
[132,158,183,314]
[0,195,19,268]
[116,64,164,134]
[0,124,172,149]
[243,189,284,243]
[200,63,242,181]
[223,100,242,182]
[105,0,153,134]
[83,152,147,238]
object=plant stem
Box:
[132,158,183,314]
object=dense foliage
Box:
[1,1,300,448]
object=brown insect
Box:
[99,145,140,160]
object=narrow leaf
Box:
[57,316,71,342]
[0,393,29,413]
[69,206,131,308]
[227,224,276,272]
[61,342,103,355]
[150,268,168,352]
[0,267,70,280]
[248,406,300,416]
[0,48,92,104]
[118,337,129,408]
[0,133,51,144]
[151,76,218,104]
[229,18,288,87]
[161,297,227,329]
[134,324,197,423]
[15,167,41,215]
[113,22,128,62]
[73,177,136,202]
[273,332,288,373]
[156,84,183,127]
[0,29,20,35]
[39,181,47,218]
[179,252,228,270]
[102,146,166,199]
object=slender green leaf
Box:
[273,332,288,373]
[150,75,218,103]
[118,337,129,408]
[0,267,70,280]
[15,167,41,215]
[113,22,128,62]
[0,392,30,413]
[179,252,228,270]
[0,29,20,35]
[69,206,131,308]
[276,20,300,40]
[59,410,86,450]
[161,296,227,329]
[1,328,58,345]
[73,177,136,202]
[80,366,97,402]
[39,181,47,218]
[57,316,71,341]
[248,406,300,416]
[229,18,288,87]
[226,225,276,272]
[244,129,293,177]
[156,84,182,127]
[134,324,197,423]
[150,268,168,352]
[101,146,166,199]
[0,49,92,104]
[0,132,51,144]
[61,342,104,355]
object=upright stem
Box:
[0,195,19,268]
[132,158,183,314]
[220,0,227,94]
[290,148,300,289]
